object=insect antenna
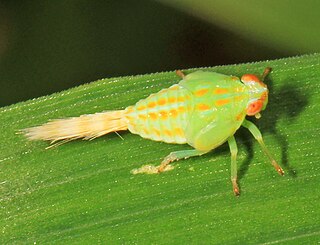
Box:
[175,70,186,79]
[261,67,272,81]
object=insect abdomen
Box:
[125,84,192,144]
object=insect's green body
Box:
[24,68,284,195]
[126,71,249,151]
[127,69,283,195]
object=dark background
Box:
[0,1,316,107]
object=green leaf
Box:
[1,54,319,244]
[158,0,320,53]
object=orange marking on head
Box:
[213,88,229,94]
[159,111,168,119]
[197,104,210,111]
[138,114,147,120]
[153,128,161,136]
[158,98,166,105]
[215,99,230,106]
[168,97,176,103]
[195,88,209,97]
[169,109,178,117]
[137,105,146,111]
[164,129,172,137]
[148,112,157,120]
[148,102,156,108]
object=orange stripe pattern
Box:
[125,84,191,144]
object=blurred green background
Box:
[0,0,319,107]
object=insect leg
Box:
[242,119,284,175]
[157,149,208,172]
[228,136,240,196]
[131,149,208,174]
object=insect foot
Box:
[274,161,285,176]
[157,152,179,172]
[232,179,240,196]
[131,164,174,175]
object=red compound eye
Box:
[246,100,263,116]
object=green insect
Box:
[24,68,284,195]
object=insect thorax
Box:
[179,71,249,150]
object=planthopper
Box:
[23,68,284,196]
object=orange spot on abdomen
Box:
[164,129,172,136]
[153,128,161,136]
[159,111,168,119]
[148,112,157,120]
[169,109,178,117]
[177,106,185,113]
[158,98,166,105]
[129,121,136,128]
[168,97,176,103]
[214,88,229,94]
[197,104,210,111]
[138,114,147,120]
[137,105,146,111]
[177,96,185,102]
[174,128,184,137]
[215,99,230,106]
[125,115,133,121]
[148,102,156,108]
[195,88,209,97]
